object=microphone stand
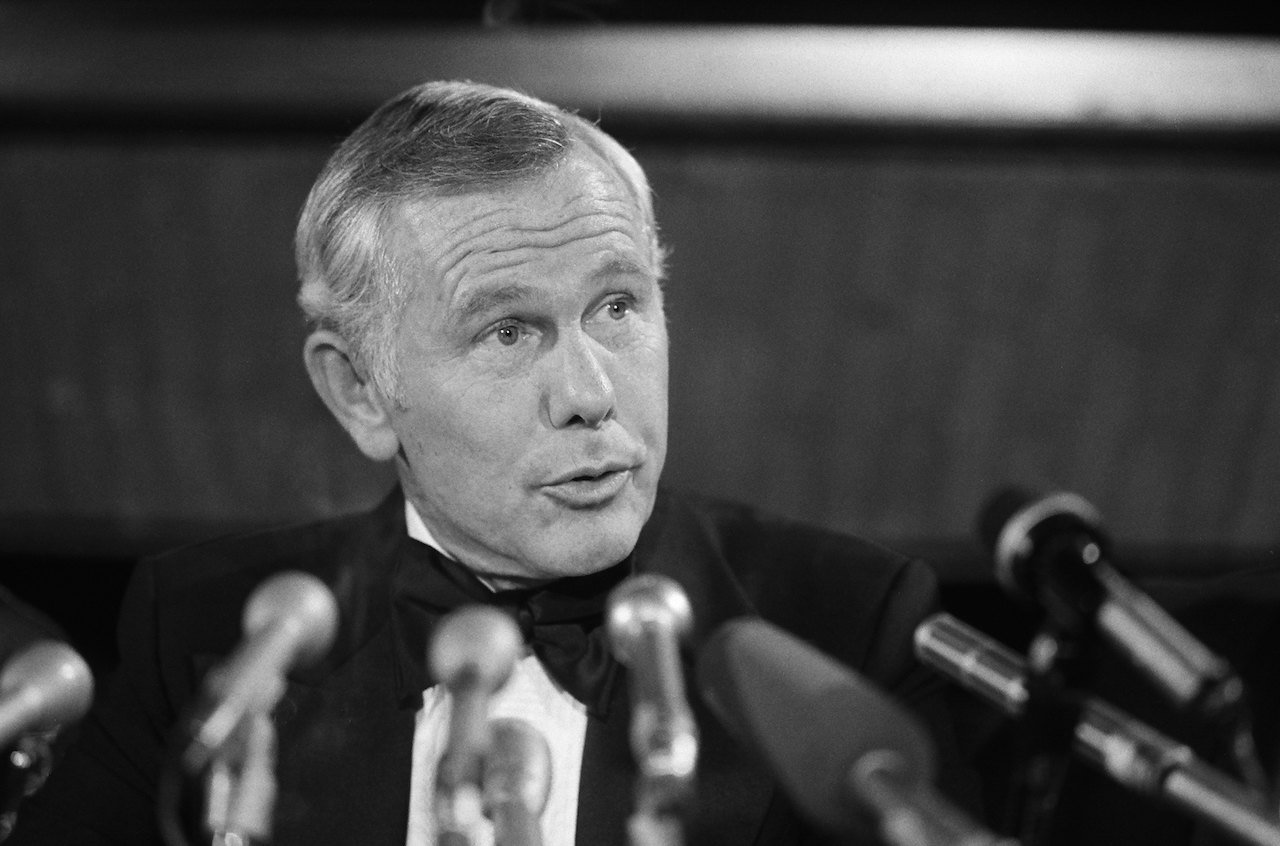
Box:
[159,709,278,846]
[1008,622,1095,846]
[917,613,1280,846]
[1,731,56,842]
[204,711,277,846]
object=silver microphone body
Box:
[429,606,522,845]
[606,574,698,810]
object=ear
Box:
[303,329,401,462]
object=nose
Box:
[545,330,616,429]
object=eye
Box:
[479,318,532,350]
[494,324,522,346]
[602,297,632,320]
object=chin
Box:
[529,505,649,579]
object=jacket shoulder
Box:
[124,495,400,668]
[656,488,939,678]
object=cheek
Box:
[401,384,539,467]
[628,334,669,403]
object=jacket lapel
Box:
[271,624,417,846]
[269,490,419,846]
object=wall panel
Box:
[2,136,1277,548]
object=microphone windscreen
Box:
[241,572,340,671]
[605,574,693,667]
[695,618,934,832]
[0,640,94,743]
[429,606,521,693]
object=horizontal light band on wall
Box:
[2,14,1280,132]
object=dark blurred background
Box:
[1,2,1279,842]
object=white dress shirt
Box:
[403,501,588,846]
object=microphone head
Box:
[429,606,521,693]
[696,618,934,833]
[605,574,693,666]
[977,486,1104,596]
[0,640,94,733]
[241,572,340,670]
[482,717,553,818]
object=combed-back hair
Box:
[295,80,663,402]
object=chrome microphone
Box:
[606,574,698,813]
[482,717,552,846]
[183,572,339,772]
[430,605,522,846]
[915,613,1280,846]
[0,640,94,750]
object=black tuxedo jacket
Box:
[10,487,977,845]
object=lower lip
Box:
[543,469,631,508]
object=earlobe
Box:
[303,330,401,462]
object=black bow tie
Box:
[390,536,631,719]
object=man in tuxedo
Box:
[9,80,977,845]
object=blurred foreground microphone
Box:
[0,640,93,750]
[916,613,1280,846]
[606,575,698,821]
[183,572,339,772]
[698,618,1011,846]
[430,606,522,846]
[979,487,1241,719]
[482,718,552,846]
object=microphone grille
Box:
[0,640,94,731]
[242,572,340,670]
[429,606,522,693]
[605,574,693,666]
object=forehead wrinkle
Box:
[437,209,652,290]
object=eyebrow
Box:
[452,283,541,327]
[589,256,652,280]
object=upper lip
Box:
[545,461,634,486]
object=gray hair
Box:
[295,80,664,402]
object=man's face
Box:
[382,146,668,583]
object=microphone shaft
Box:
[440,683,489,792]
[490,803,542,846]
[483,718,551,846]
[1093,566,1235,712]
[629,630,697,785]
[187,623,293,770]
